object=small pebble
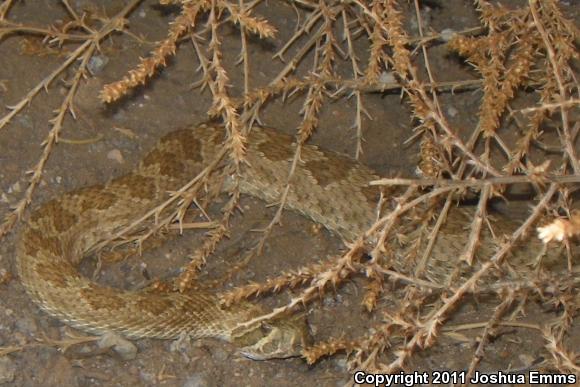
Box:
[447,106,459,118]
[139,369,156,384]
[440,28,456,42]
[107,149,125,164]
[379,71,396,85]
[211,346,229,362]
[87,54,109,75]
[334,357,349,372]
[323,293,343,307]
[98,332,138,360]
[7,181,20,194]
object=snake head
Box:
[234,314,312,360]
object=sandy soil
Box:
[0,1,578,386]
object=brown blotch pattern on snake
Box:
[79,284,127,310]
[109,174,157,200]
[34,261,80,288]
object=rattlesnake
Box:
[16,124,562,359]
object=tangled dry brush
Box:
[0,0,579,378]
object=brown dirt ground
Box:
[0,1,578,386]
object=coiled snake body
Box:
[16,124,558,359]
[17,124,384,359]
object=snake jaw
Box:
[236,317,312,360]
[238,328,306,360]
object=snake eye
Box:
[361,252,372,262]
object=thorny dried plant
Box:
[0,0,578,379]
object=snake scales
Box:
[16,124,560,359]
